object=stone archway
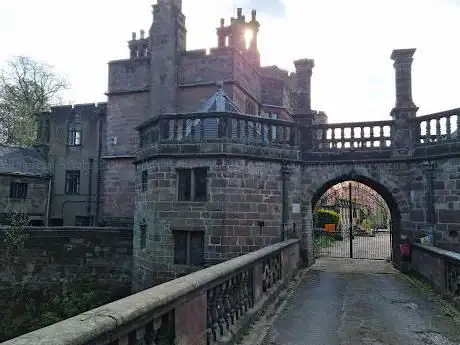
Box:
[300,165,410,267]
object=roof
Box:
[185,82,269,142]
[0,145,49,177]
[198,81,242,113]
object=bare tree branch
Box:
[0,56,70,146]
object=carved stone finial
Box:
[132,32,136,40]
[140,29,145,39]
[251,9,257,20]
[216,81,224,90]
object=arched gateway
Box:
[304,168,408,264]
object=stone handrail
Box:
[3,239,300,345]
[412,108,460,145]
[411,243,460,298]
[310,120,393,151]
[138,112,300,149]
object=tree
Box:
[0,56,69,146]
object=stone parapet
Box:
[3,239,301,345]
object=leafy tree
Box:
[0,56,69,146]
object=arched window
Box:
[68,114,81,146]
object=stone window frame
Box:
[65,170,80,195]
[140,220,147,250]
[141,170,148,192]
[67,114,82,146]
[172,228,205,266]
[176,167,208,202]
[9,182,28,200]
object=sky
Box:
[0,0,459,123]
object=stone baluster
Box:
[379,126,385,147]
[446,115,452,139]
[241,271,250,312]
[237,273,245,316]
[207,289,218,341]
[215,285,225,337]
[232,276,241,319]
[222,282,231,331]
[436,118,441,141]
[425,120,431,143]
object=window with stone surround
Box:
[9,182,28,199]
[140,221,147,249]
[141,170,148,192]
[68,114,82,146]
[177,167,208,202]
[65,170,80,195]
[173,230,204,266]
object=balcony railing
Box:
[413,108,460,144]
[3,239,300,345]
[311,120,393,151]
[138,112,300,149]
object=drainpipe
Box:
[45,177,52,226]
[95,114,103,226]
[87,158,93,222]
[281,163,290,241]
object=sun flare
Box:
[244,29,254,49]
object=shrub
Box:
[314,209,341,229]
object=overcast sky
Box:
[0,0,459,123]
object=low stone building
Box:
[0,145,50,226]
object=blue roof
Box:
[184,82,271,142]
[0,145,49,177]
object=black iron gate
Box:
[313,182,392,260]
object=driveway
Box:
[259,259,460,345]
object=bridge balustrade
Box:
[3,239,300,345]
[413,108,460,144]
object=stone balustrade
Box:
[138,112,300,148]
[413,108,460,144]
[3,239,300,345]
[136,109,460,161]
[311,120,393,151]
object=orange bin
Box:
[324,223,336,233]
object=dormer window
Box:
[68,114,81,146]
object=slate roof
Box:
[197,82,242,113]
[0,145,49,177]
[185,82,269,142]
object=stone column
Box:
[390,49,418,155]
[391,48,417,112]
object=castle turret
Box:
[149,0,186,115]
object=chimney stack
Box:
[294,58,315,114]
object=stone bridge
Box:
[4,240,460,345]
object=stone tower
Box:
[149,0,187,115]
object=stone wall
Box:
[1,226,132,294]
[133,157,298,290]
[102,158,136,224]
[408,158,460,252]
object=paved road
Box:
[317,232,391,260]
[261,259,460,345]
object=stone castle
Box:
[3,0,459,292]
[10,0,325,228]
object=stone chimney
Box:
[390,48,417,118]
[294,58,314,114]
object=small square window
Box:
[9,182,28,199]
[173,230,204,266]
[177,167,208,202]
